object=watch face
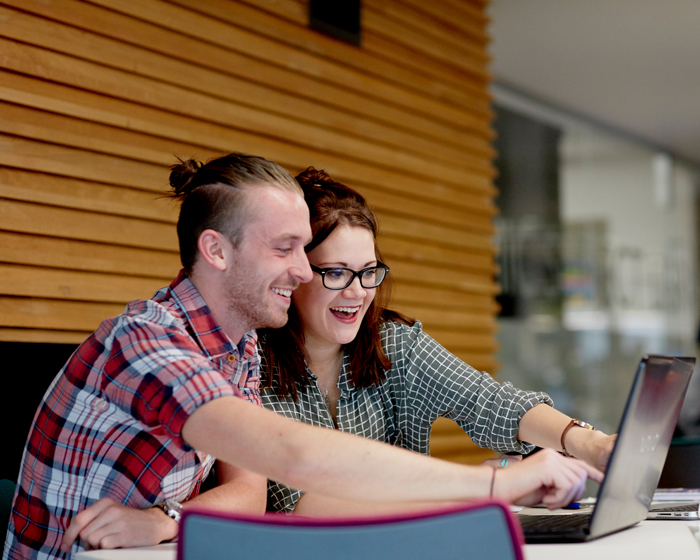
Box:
[165,499,183,513]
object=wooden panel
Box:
[379,215,495,252]
[84,0,492,138]
[0,0,499,465]
[0,198,178,250]
[352,182,496,231]
[0,328,90,344]
[170,0,495,126]
[379,237,497,274]
[0,167,177,222]
[363,2,490,80]
[0,134,164,192]
[0,264,167,303]
[0,70,493,205]
[396,305,497,332]
[389,265,497,297]
[391,284,499,313]
[1,0,492,155]
[0,232,180,279]
[0,297,124,331]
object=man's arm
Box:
[183,396,603,507]
[517,403,617,471]
[61,462,266,551]
[293,493,450,517]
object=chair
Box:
[177,499,524,560]
[0,479,16,540]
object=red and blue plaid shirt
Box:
[4,271,260,560]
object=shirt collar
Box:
[166,270,258,361]
[337,354,353,391]
[305,352,353,392]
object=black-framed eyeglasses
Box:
[311,262,390,290]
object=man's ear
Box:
[197,229,230,272]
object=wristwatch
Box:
[154,499,183,524]
[560,418,595,457]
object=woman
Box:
[259,168,614,515]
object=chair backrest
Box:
[0,479,16,540]
[177,499,524,560]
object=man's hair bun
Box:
[169,157,202,200]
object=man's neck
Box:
[188,269,247,345]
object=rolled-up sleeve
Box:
[388,321,552,454]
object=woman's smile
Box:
[330,305,362,322]
[293,224,377,350]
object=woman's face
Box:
[293,224,377,351]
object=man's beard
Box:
[223,271,289,333]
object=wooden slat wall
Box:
[0,0,496,464]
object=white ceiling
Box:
[488,0,700,166]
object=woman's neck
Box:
[304,337,343,424]
[305,339,343,385]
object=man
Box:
[4,153,601,560]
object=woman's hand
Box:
[566,429,617,472]
[493,449,603,509]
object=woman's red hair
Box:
[259,168,412,400]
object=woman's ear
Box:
[197,229,229,272]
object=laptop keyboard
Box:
[649,503,698,512]
[518,512,592,535]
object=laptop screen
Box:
[589,355,695,538]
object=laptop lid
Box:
[588,355,695,539]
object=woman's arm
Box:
[393,322,550,455]
[517,403,616,471]
[394,323,615,471]
[188,461,268,514]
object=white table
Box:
[76,543,176,560]
[524,520,700,559]
[75,519,700,560]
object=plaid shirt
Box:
[261,320,552,512]
[4,271,260,560]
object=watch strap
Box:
[560,418,595,457]
[154,501,182,524]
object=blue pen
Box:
[562,502,581,510]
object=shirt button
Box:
[227,354,236,363]
[92,399,109,412]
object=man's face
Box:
[223,187,313,333]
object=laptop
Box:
[518,354,695,543]
[647,501,699,519]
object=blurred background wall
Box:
[489,0,700,436]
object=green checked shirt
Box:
[260,320,552,513]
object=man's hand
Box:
[61,498,177,552]
[495,449,603,509]
[481,454,522,469]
